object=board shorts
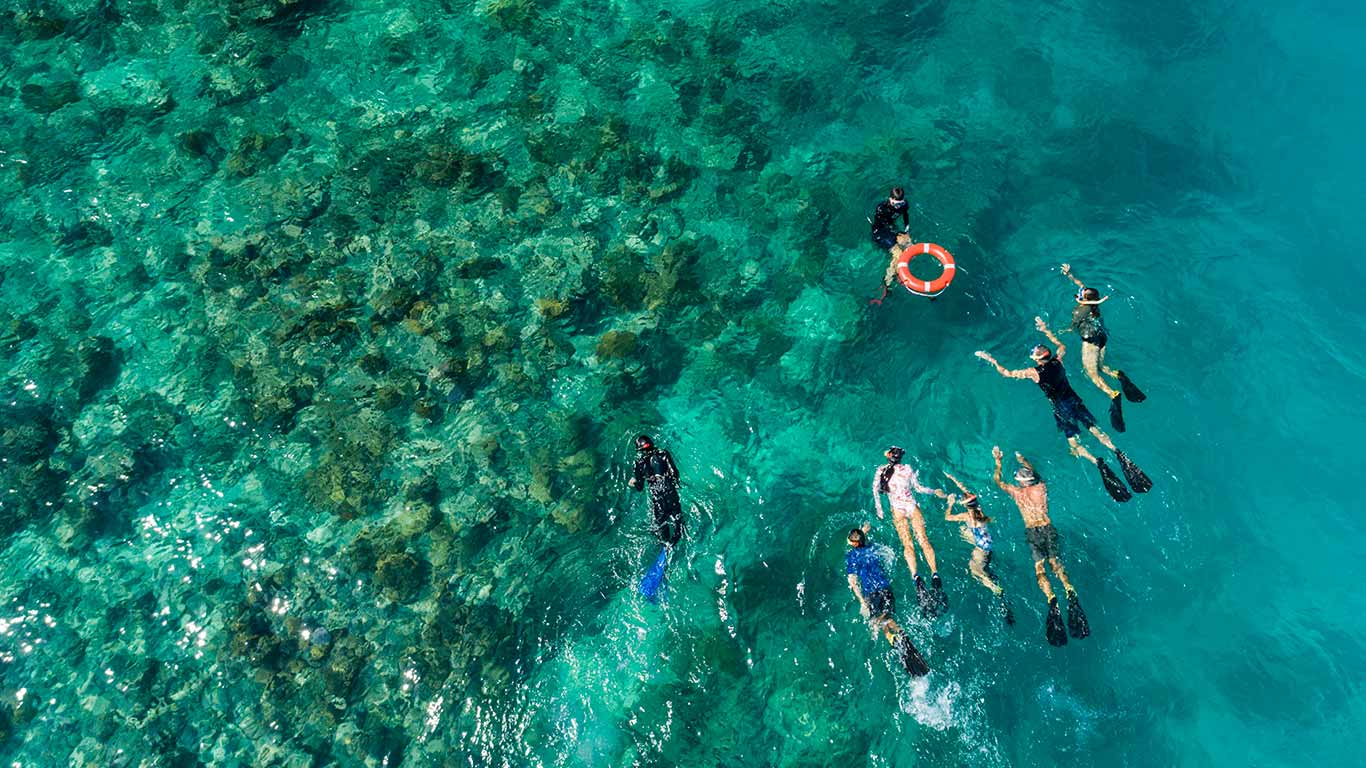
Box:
[1051,394,1097,439]
[866,588,895,620]
[1025,523,1060,562]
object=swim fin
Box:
[1096,458,1132,502]
[1115,450,1152,494]
[1046,597,1068,646]
[1117,371,1146,403]
[997,594,1015,626]
[893,632,931,677]
[1109,394,1126,432]
[916,575,940,619]
[638,548,669,603]
[931,573,949,613]
[1066,590,1091,639]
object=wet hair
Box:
[1015,467,1040,486]
[1079,287,1102,302]
[878,447,905,493]
[635,434,654,451]
[848,528,866,546]
[1031,345,1052,361]
[890,187,905,201]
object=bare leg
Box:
[969,549,1002,594]
[1097,345,1120,379]
[1087,425,1117,451]
[910,508,938,574]
[1033,558,1056,602]
[881,616,903,642]
[1048,557,1075,594]
[1082,342,1120,398]
[1068,436,1099,465]
[892,507,919,579]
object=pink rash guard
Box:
[872,463,933,519]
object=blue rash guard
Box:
[846,545,892,594]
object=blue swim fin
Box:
[638,548,669,602]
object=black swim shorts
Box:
[1025,523,1060,561]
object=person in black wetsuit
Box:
[628,434,683,545]
[974,317,1153,503]
[868,187,912,254]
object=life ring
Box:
[895,242,956,297]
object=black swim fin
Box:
[931,573,949,613]
[893,632,931,677]
[997,594,1015,626]
[1046,597,1068,646]
[915,575,939,618]
[1109,394,1126,433]
[1066,591,1091,640]
[1117,371,1146,403]
[1115,450,1152,494]
[1096,458,1132,502]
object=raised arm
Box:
[909,467,947,499]
[871,468,886,519]
[942,470,973,496]
[992,446,1012,492]
[1060,263,1086,290]
[1035,317,1067,362]
[975,350,1037,380]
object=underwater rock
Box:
[19,77,80,114]
[594,330,637,360]
[374,552,426,601]
[321,635,370,700]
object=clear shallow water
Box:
[2,0,1364,765]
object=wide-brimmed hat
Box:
[1076,287,1110,305]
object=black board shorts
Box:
[867,588,895,619]
[1026,523,1061,561]
[1051,395,1097,439]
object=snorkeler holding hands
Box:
[942,472,1013,626]
[872,446,950,617]
[974,317,1152,502]
[992,447,1089,646]
[1059,264,1146,431]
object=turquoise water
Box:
[2,0,1365,764]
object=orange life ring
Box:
[895,242,956,296]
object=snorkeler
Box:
[846,526,930,677]
[873,446,950,617]
[991,447,1089,646]
[1059,264,1146,431]
[974,317,1152,502]
[628,435,683,546]
[942,472,1014,626]
[870,186,912,255]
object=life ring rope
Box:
[895,242,956,297]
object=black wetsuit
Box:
[1035,358,1097,439]
[870,199,910,249]
[1072,307,1108,348]
[630,448,683,545]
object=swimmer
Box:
[1059,263,1146,431]
[974,317,1152,502]
[846,526,930,676]
[871,186,912,258]
[991,447,1090,646]
[872,446,950,617]
[942,472,1013,625]
[628,434,683,546]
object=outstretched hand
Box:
[1061,263,1071,275]
[974,350,991,362]
[992,446,1004,460]
[1034,316,1049,332]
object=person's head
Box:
[847,528,867,548]
[884,446,905,464]
[963,494,990,522]
[1015,466,1040,486]
[1076,286,1109,307]
[1030,345,1052,364]
[635,434,654,452]
[889,187,905,203]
